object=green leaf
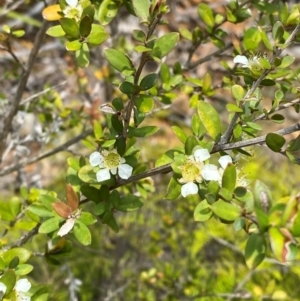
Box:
[259,27,273,50]
[140,73,158,91]
[114,195,144,212]
[226,103,243,113]
[246,122,262,131]
[3,248,31,265]
[134,95,154,113]
[132,0,150,21]
[270,114,284,124]
[260,79,276,86]
[184,136,199,155]
[191,114,206,138]
[0,269,16,295]
[86,24,109,45]
[253,180,272,210]
[73,220,92,246]
[39,217,61,234]
[243,27,261,50]
[160,63,171,83]
[198,3,214,28]
[218,188,232,202]
[93,120,103,140]
[172,126,187,144]
[15,264,34,276]
[197,101,221,141]
[255,208,269,234]
[66,39,82,51]
[152,33,179,59]
[222,164,237,193]
[79,15,92,38]
[60,18,79,38]
[119,81,135,95]
[211,200,241,222]
[75,43,90,68]
[165,177,181,200]
[46,25,65,37]
[78,165,98,184]
[269,227,285,262]
[278,55,295,68]
[104,49,133,73]
[287,135,300,152]
[245,233,266,269]
[98,0,120,25]
[179,28,192,40]
[272,21,284,42]
[266,133,285,152]
[133,29,146,42]
[231,84,245,101]
[134,45,151,53]
[78,212,97,225]
[39,194,58,211]
[129,126,159,137]
[194,199,213,222]
[102,211,119,232]
[27,204,54,218]
[202,73,212,94]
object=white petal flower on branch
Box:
[179,148,221,197]
[15,278,31,301]
[219,155,233,169]
[0,282,7,296]
[89,149,133,182]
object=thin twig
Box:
[0,2,56,163]
[0,129,93,177]
[252,98,300,121]
[104,123,300,189]
[122,14,162,137]
[2,224,40,251]
[213,123,300,152]
[20,81,68,106]
[218,24,300,145]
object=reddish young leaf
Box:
[66,184,79,212]
[52,201,72,219]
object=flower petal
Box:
[233,55,249,66]
[15,279,31,293]
[202,164,221,181]
[118,164,133,179]
[219,155,232,169]
[17,293,30,301]
[57,218,75,237]
[181,182,198,197]
[0,282,6,294]
[111,168,117,175]
[193,148,210,162]
[96,168,111,182]
[66,0,78,6]
[89,151,103,167]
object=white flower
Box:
[89,149,133,182]
[0,282,6,296]
[233,55,252,68]
[179,148,221,197]
[218,155,232,169]
[233,54,268,74]
[57,210,81,237]
[63,0,83,21]
[15,279,31,301]
[66,0,78,5]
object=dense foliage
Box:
[1,0,300,300]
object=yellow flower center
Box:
[103,152,121,169]
[63,5,83,21]
[181,160,201,182]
